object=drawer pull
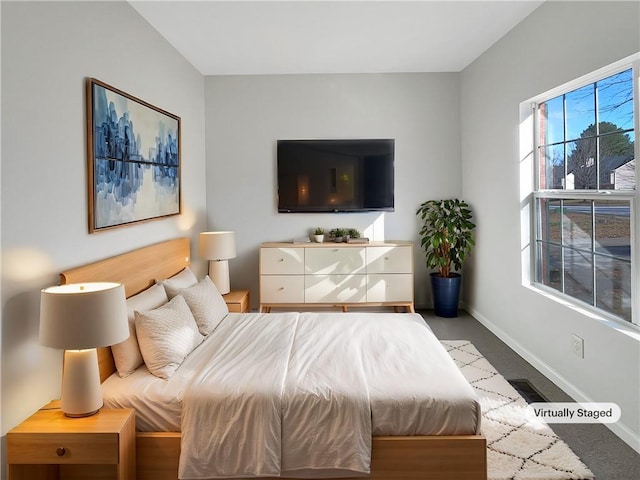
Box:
[56,447,66,457]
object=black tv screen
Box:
[277,139,395,213]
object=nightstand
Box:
[7,401,135,480]
[223,289,251,313]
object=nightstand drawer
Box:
[224,290,250,313]
[7,432,119,464]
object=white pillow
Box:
[135,295,204,379]
[174,276,229,335]
[111,283,168,377]
[161,266,198,299]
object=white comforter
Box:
[176,312,480,480]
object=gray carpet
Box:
[421,309,640,480]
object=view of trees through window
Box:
[538,69,634,191]
[535,67,635,323]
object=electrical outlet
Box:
[572,334,584,358]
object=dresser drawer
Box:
[367,274,414,302]
[260,248,305,275]
[366,246,412,274]
[259,242,414,311]
[260,275,305,303]
[305,275,367,303]
[305,247,366,275]
[7,432,119,464]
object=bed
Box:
[60,237,487,480]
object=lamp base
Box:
[61,349,103,417]
[65,409,100,418]
[209,260,230,295]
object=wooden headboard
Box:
[60,237,191,382]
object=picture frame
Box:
[86,78,181,232]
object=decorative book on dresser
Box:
[259,241,414,312]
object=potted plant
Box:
[346,228,360,241]
[330,228,346,243]
[312,227,325,243]
[416,199,475,317]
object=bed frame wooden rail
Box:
[61,237,487,480]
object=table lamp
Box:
[40,282,128,417]
[199,231,236,294]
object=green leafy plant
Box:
[313,227,325,235]
[416,199,475,278]
[346,228,360,238]
[330,228,346,238]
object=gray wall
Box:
[204,73,462,309]
[461,1,640,449]
[0,1,207,470]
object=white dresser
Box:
[259,241,414,312]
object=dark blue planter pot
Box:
[430,273,462,318]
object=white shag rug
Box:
[442,340,594,480]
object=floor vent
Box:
[508,379,549,403]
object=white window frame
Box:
[529,54,639,328]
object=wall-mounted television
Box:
[277,139,395,213]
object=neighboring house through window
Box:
[531,56,638,325]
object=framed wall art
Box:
[87,78,181,232]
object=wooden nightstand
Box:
[7,401,135,480]
[223,289,251,313]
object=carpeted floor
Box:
[422,310,640,480]
[443,340,594,480]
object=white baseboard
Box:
[464,305,640,454]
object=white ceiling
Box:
[130,0,544,75]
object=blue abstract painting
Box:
[88,79,180,232]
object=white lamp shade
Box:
[199,231,237,260]
[40,282,129,350]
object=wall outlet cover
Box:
[572,334,584,358]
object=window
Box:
[533,61,637,324]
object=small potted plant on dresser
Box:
[416,198,475,317]
[345,228,360,242]
[330,228,346,243]
[312,227,325,243]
